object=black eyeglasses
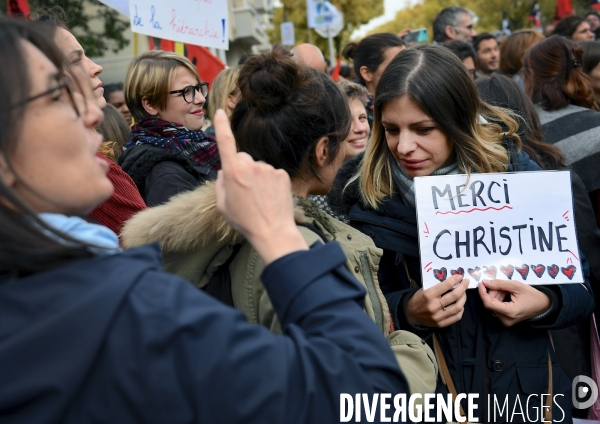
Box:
[11,76,80,117]
[169,82,209,104]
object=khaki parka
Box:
[122,182,438,396]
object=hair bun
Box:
[342,42,357,60]
[237,45,302,114]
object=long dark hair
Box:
[523,35,598,111]
[476,74,566,170]
[231,45,350,182]
[342,33,405,87]
[579,40,600,74]
[355,44,521,208]
[0,18,95,276]
[552,15,587,39]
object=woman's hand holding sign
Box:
[478,280,551,327]
[406,274,470,328]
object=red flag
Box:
[331,57,342,81]
[160,39,175,52]
[7,0,30,17]
[555,0,573,22]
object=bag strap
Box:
[545,352,553,422]
[433,334,466,419]
[402,257,420,289]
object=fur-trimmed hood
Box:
[122,181,309,251]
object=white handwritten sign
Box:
[129,0,228,50]
[98,0,130,18]
[414,171,583,289]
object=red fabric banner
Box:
[7,0,30,17]
[555,0,573,22]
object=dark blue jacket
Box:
[0,243,409,423]
[329,152,595,423]
[119,145,216,207]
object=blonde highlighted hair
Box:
[206,66,241,121]
[124,50,201,123]
[352,44,521,209]
[97,104,130,162]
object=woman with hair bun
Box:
[0,18,410,422]
[342,33,405,125]
[122,45,438,397]
[523,35,600,223]
[328,43,594,422]
[342,33,405,95]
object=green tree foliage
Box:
[0,0,130,57]
[369,0,593,39]
[269,0,384,55]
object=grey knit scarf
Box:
[391,159,460,208]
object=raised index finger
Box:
[213,109,237,169]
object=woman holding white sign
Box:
[329,44,595,422]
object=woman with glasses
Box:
[120,50,220,207]
[0,19,410,422]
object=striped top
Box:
[536,104,600,193]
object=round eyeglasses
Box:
[11,76,80,117]
[169,82,209,104]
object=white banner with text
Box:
[129,0,228,49]
[414,171,583,289]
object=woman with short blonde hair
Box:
[124,50,201,124]
[120,50,220,207]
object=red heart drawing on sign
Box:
[516,264,529,280]
[483,266,497,279]
[468,267,481,280]
[561,265,576,280]
[434,267,447,282]
[451,268,464,276]
[500,265,514,279]
[532,264,545,278]
[548,265,559,279]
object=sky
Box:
[351,0,414,39]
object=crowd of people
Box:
[0,4,599,423]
